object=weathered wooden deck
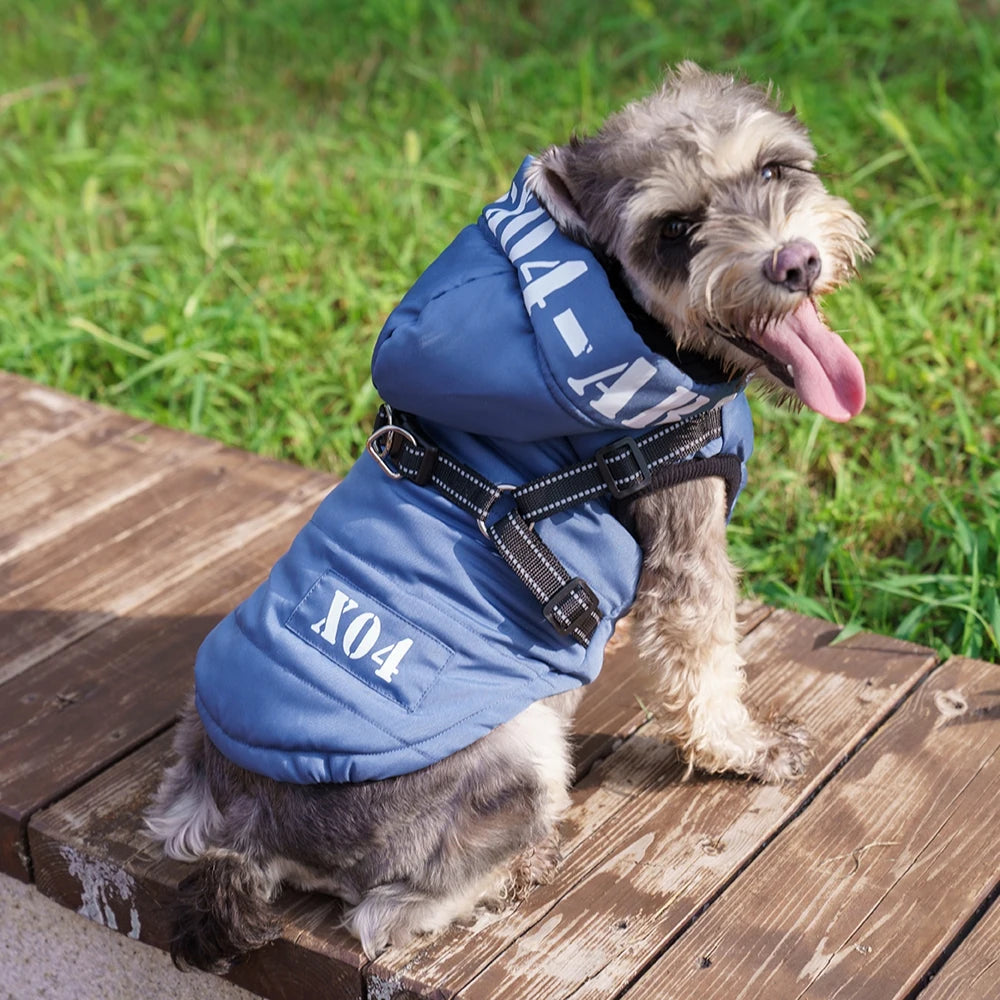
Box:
[2,369,998,1000]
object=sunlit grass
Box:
[1,0,997,659]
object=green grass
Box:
[2,0,997,661]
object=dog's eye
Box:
[660,217,691,242]
[760,163,783,182]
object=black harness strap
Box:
[510,410,737,520]
[367,405,739,646]
[488,511,601,645]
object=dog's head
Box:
[527,62,872,421]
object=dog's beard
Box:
[658,243,868,421]
[605,260,866,420]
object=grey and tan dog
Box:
[147,63,871,971]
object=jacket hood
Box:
[372,157,746,444]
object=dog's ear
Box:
[526,145,590,243]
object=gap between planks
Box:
[615,655,1000,1000]
[914,891,1000,1000]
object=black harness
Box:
[367,405,741,647]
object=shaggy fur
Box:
[149,690,579,967]
[147,63,870,973]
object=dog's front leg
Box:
[626,477,809,782]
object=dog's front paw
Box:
[744,715,811,783]
[682,713,811,783]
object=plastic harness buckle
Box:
[594,437,652,499]
[542,577,599,638]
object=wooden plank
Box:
[917,899,1000,1000]
[0,416,221,566]
[28,733,368,1000]
[0,446,331,684]
[619,656,1000,1000]
[736,599,774,637]
[357,612,937,1000]
[19,608,776,993]
[0,501,329,881]
[0,373,103,465]
[572,623,663,780]
[27,732,188,945]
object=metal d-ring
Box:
[366,422,417,480]
[477,484,534,539]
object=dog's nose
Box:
[764,240,821,293]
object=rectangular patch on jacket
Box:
[285,569,454,711]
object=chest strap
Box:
[366,405,741,647]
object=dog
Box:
[146,62,871,972]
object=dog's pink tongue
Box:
[755,300,866,421]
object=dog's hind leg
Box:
[343,690,581,957]
[627,477,810,782]
[169,848,283,973]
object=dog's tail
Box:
[170,850,282,974]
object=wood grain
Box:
[917,898,1000,1000]
[0,446,330,684]
[0,500,330,881]
[0,416,219,566]
[0,376,338,878]
[0,373,103,466]
[361,612,937,1000]
[618,656,1000,1000]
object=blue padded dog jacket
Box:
[194,158,755,784]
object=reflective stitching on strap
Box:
[431,471,497,517]
[368,406,733,646]
[512,410,724,523]
[522,481,604,518]
[436,452,492,492]
[490,526,549,603]
[507,514,563,583]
